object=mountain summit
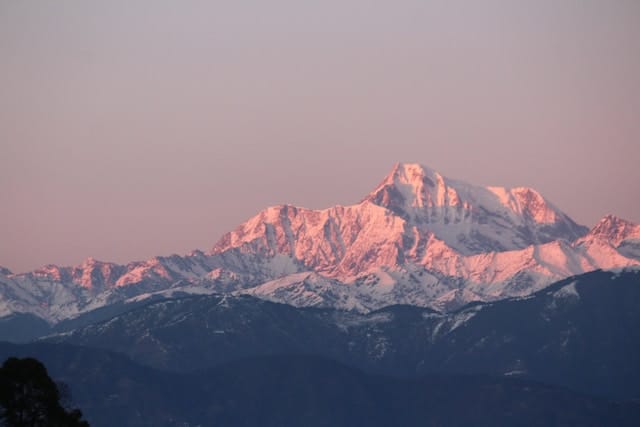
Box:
[587,214,640,246]
[1,163,638,322]
[363,163,587,253]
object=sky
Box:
[1,0,639,273]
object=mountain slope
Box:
[46,269,640,399]
[1,343,638,427]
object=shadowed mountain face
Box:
[45,270,640,400]
[0,343,638,427]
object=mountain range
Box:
[2,268,640,426]
[1,163,639,325]
[2,162,640,426]
[42,269,640,400]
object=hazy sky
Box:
[1,1,639,272]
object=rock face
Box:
[1,163,638,322]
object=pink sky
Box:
[1,1,639,273]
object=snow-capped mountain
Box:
[1,163,638,323]
[213,163,588,272]
[211,163,638,310]
[575,214,640,266]
[364,163,587,253]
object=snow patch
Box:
[552,281,579,300]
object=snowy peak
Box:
[488,186,560,224]
[367,163,569,225]
[365,162,466,213]
[364,163,587,254]
[578,215,640,262]
[18,253,214,294]
[32,264,73,283]
[586,215,640,246]
[76,258,126,289]
[29,258,127,290]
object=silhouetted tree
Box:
[0,357,89,427]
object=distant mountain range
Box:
[1,163,638,323]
